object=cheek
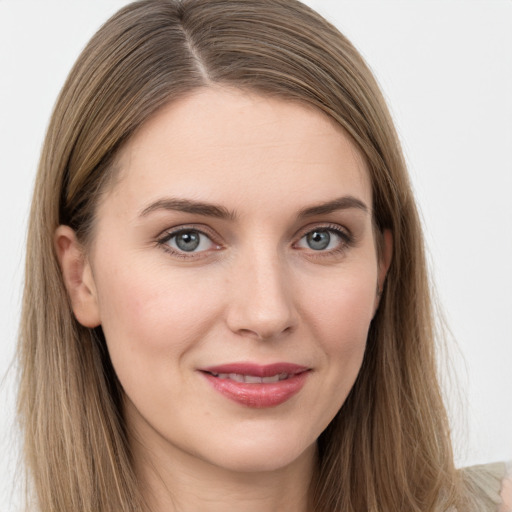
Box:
[302,265,377,383]
[307,265,377,342]
[93,260,222,379]
[288,267,377,437]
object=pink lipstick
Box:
[199,363,310,408]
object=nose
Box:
[225,247,299,341]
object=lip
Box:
[199,362,310,408]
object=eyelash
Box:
[156,225,221,260]
[156,223,354,260]
[294,224,354,259]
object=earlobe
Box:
[54,225,101,328]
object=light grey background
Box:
[1,1,511,509]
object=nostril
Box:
[235,323,295,341]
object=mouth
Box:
[205,372,292,383]
[199,363,310,408]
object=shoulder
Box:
[499,462,512,512]
[460,461,512,512]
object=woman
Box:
[17,0,510,511]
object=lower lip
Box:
[201,371,309,408]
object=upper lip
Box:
[200,362,309,377]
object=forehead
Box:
[105,87,371,219]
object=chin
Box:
[198,430,317,474]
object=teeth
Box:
[212,372,290,383]
[245,375,262,383]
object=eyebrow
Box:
[139,195,368,220]
[139,198,236,220]
[297,196,369,218]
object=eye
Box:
[295,226,350,252]
[158,228,219,256]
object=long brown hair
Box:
[18,1,464,510]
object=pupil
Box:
[307,230,330,250]
[176,231,200,251]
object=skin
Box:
[56,87,392,512]
[500,470,512,512]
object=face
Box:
[60,87,389,477]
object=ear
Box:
[54,225,101,328]
[374,229,393,313]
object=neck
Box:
[130,425,317,512]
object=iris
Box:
[175,230,201,252]
[306,230,331,250]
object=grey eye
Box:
[306,230,331,250]
[172,230,202,252]
[161,227,219,256]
